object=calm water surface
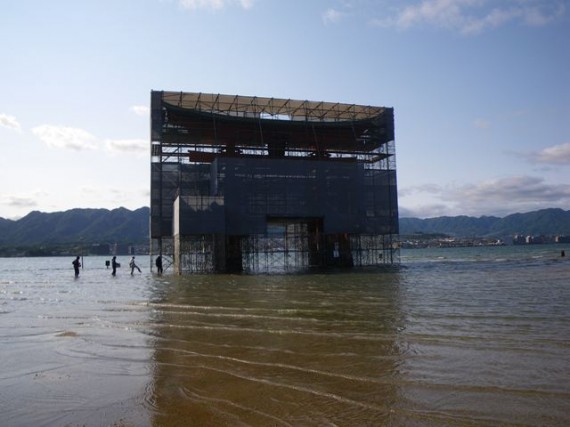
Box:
[0,246,568,426]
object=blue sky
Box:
[1,0,568,219]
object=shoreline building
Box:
[150,91,398,273]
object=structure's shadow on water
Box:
[144,272,405,426]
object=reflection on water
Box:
[395,258,570,426]
[145,251,570,426]
[1,251,569,426]
[146,273,404,426]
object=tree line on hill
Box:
[0,207,149,256]
[399,208,570,238]
[0,206,569,256]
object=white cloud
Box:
[447,175,570,215]
[179,0,254,11]
[32,125,98,151]
[0,113,21,132]
[239,0,254,9]
[2,195,37,209]
[400,175,570,217]
[536,142,570,165]
[395,0,467,30]
[0,190,54,218]
[399,203,452,218]
[180,0,224,10]
[130,105,150,116]
[399,183,442,198]
[323,8,344,25]
[105,138,147,155]
[461,6,518,34]
[522,2,566,26]
[453,176,550,202]
[31,124,148,156]
[375,0,565,34]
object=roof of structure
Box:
[158,91,389,122]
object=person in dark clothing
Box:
[72,256,81,277]
[155,255,163,274]
[111,256,118,276]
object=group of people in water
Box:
[72,255,163,277]
[110,256,142,276]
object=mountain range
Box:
[0,207,149,247]
[399,208,570,237]
[0,207,569,249]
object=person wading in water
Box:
[72,256,81,277]
[155,255,163,274]
[111,256,120,276]
[129,256,141,275]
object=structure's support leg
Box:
[339,233,354,267]
[173,234,181,274]
[225,235,243,273]
[308,219,324,267]
[213,234,226,273]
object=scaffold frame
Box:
[150,91,399,273]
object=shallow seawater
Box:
[0,247,569,426]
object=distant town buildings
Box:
[401,234,570,249]
[512,234,570,245]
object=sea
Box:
[0,245,568,427]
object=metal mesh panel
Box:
[151,90,399,273]
[175,235,215,273]
[241,222,311,273]
[350,234,399,266]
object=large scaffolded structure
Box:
[150,91,398,273]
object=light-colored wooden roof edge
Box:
[159,91,389,118]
